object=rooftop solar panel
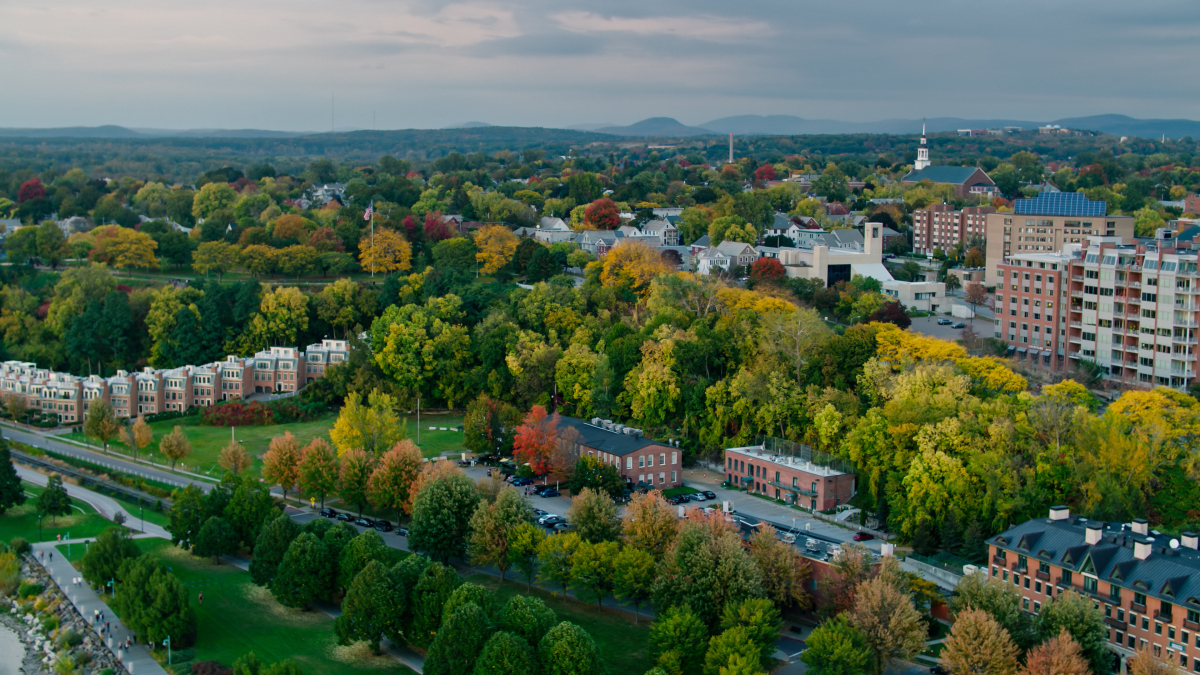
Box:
[1013,192,1107,217]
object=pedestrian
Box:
[198,591,204,604]
[49,552,53,562]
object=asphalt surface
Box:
[908,314,995,341]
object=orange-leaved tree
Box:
[367,440,424,523]
[600,241,671,296]
[262,431,303,503]
[513,405,559,475]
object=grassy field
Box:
[0,480,115,545]
[65,411,468,478]
[464,573,651,675]
[60,538,411,675]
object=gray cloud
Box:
[0,0,1196,131]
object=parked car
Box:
[537,514,560,525]
[951,322,966,329]
[551,522,573,531]
[936,318,952,325]
[336,512,353,522]
[374,519,393,532]
[930,665,949,675]
[541,516,567,528]
[457,459,476,467]
[355,517,375,529]
[319,507,337,518]
[532,485,554,495]
[397,527,409,537]
[852,532,874,541]
[702,491,717,500]
[690,493,707,502]
[511,477,533,486]
[540,489,560,498]
[532,509,548,517]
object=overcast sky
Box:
[2,0,1196,131]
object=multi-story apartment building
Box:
[722,443,856,512]
[990,508,1200,675]
[913,204,995,255]
[995,236,1200,389]
[0,339,349,424]
[985,192,1135,285]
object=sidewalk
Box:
[32,540,169,675]
[15,465,170,539]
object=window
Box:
[1084,577,1098,594]
[626,457,632,469]
[1156,622,1163,636]
[1111,586,1122,602]
[659,453,666,466]
[671,451,677,464]
[1135,592,1148,607]
[639,456,645,468]
[671,471,676,483]
[1062,570,1072,586]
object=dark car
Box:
[540,489,561,498]
[936,318,952,325]
[335,512,353,522]
[551,522,573,532]
[930,665,949,675]
[532,485,554,495]
[374,519,393,532]
[702,491,717,500]
[512,477,533,486]
[354,517,375,528]
[319,507,337,518]
[853,532,874,541]
[951,322,966,329]
[532,508,548,517]
[541,516,567,528]
[397,527,409,537]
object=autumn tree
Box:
[218,440,253,475]
[1128,649,1181,675]
[242,285,309,352]
[818,544,873,617]
[621,491,679,559]
[761,306,832,383]
[338,449,375,516]
[358,228,412,275]
[512,405,558,474]
[298,438,339,508]
[942,608,1020,675]
[1038,590,1110,675]
[474,224,519,275]
[1020,629,1090,675]
[600,241,671,296]
[747,523,812,610]
[950,572,1039,651]
[158,425,192,470]
[567,487,621,543]
[467,487,531,582]
[405,458,464,516]
[849,577,927,675]
[193,241,238,281]
[367,440,423,522]
[463,393,521,457]
[613,546,655,622]
[262,432,302,503]
[83,399,121,454]
[584,198,620,230]
[330,389,404,456]
[749,257,786,284]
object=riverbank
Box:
[0,611,45,675]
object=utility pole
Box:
[729,133,733,164]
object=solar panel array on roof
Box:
[1014,192,1107,217]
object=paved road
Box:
[2,423,213,493]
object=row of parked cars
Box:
[318,507,409,536]
[665,490,717,505]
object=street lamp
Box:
[162,636,172,665]
[38,515,43,543]
[106,578,115,598]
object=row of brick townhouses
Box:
[0,339,349,424]
[995,234,1200,390]
[990,508,1200,673]
[722,443,856,512]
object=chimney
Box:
[1181,533,1198,550]
[1049,506,1070,521]
[1131,519,1149,536]
[1134,538,1153,561]
[1085,523,1103,545]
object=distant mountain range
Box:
[1,114,1197,140]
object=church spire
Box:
[915,119,931,170]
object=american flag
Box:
[363,203,373,221]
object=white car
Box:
[537,514,559,525]
[690,493,707,502]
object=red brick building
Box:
[990,508,1200,674]
[722,444,856,511]
[556,416,682,488]
[912,204,994,256]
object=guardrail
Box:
[11,448,174,507]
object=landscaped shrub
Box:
[9,537,31,556]
[17,581,43,597]
[199,399,327,427]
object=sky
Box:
[2,0,1197,132]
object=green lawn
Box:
[465,573,650,675]
[73,538,411,675]
[0,480,115,544]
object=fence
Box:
[755,436,856,475]
[11,449,174,507]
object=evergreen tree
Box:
[250,514,300,586]
[443,582,498,624]
[961,520,988,563]
[407,562,462,648]
[911,520,938,556]
[81,526,140,588]
[335,560,399,654]
[649,605,709,674]
[537,622,601,675]
[940,510,964,556]
[114,555,197,648]
[473,631,536,675]
[271,532,333,609]
[337,529,390,592]
[168,484,210,549]
[0,441,25,516]
[194,516,235,561]
[497,594,557,648]
[37,474,71,525]
[424,602,495,675]
[99,291,134,369]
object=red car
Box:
[852,533,874,541]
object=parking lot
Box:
[908,314,994,341]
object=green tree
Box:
[538,621,602,675]
[232,652,305,675]
[613,546,656,622]
[335,560,399,654]
[270,532,333,609]
[338,529,391,592]
[249,514,300,586]
[329,390,404,457]
[409,473,482,563]
[498,594,557,647]
[949,572,1038,651]
[1037,590,1110,675]
[83,399,121,454]
[649,605,709,674]
[473,631,537,675]
[194,515,236,561]
[652,521,765,629]
[801,616,870,675]
[407,561,463,648]
[37,474,71,525]
[570,540,619,607]
[443,583,498,624]
[508,521,546,591]
[0,442,25,515]
[719,598,782,671]
[432,237,477,272]
[337,449,375,517]
[35,219,68,268]
[223,480,276,551]
[81,526,140,589]
[566,487,621,543]
[425,602,495,675]
[704,626,761,675]
[114,555,197,648]
[168,484,210,550]
[468,486,532,582]
[537,531,581,594]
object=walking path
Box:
[15,465,170,539]
[31,540,169,675]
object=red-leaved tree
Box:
[584,198,620,230]
[755,164,777,182]
[750,257,786,282]
[512,405,559,475]
[17,178,45,203]
[424,210,455,242]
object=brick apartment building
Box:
[913,204,995,255]
[0,339,349,424]
[722,443,856,512]
[995,236,1200,389]
[985,192,1135,285]
[556,416,682,488]
[989,507,1200,674]
[1186,195,1199,216]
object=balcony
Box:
[1153,610,1173,622]
[1105,618,1127,630]
[1036,570,1051,581]
[1131,602,1147,614]
[1011,561,1028,573]
[766,480,817,497]
[1185,619,1200,632]
[992,555,1008,566]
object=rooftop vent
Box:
[1049,506,1070,521]
[1131,519,1149,536]
[1182,533,1198,550]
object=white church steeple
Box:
[914,120,931,170]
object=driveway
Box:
[908,315,994,341]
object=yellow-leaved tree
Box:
[600,241,671,296]
[358,228,412,274]
[329,390,405,457]
[473,224,518,274]
[955,356,1027,396]
[91,225,159,273]
[241,285,309,353]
